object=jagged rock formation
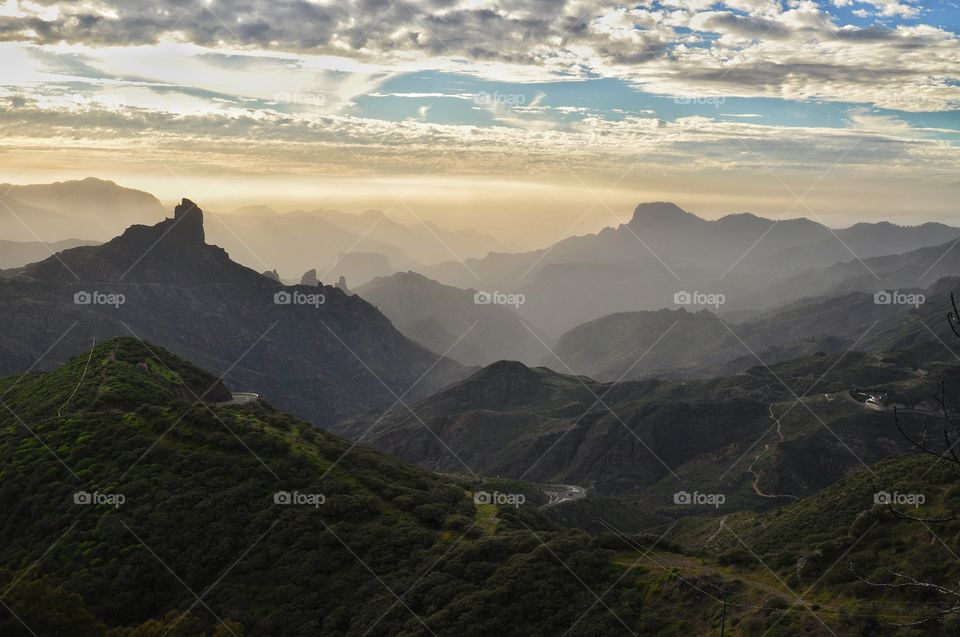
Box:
[300,268,319,286]
[168,197,205,243]
[262,269,280,282]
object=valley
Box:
[1,186,960,635]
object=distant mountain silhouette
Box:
[546,280,948,381]
[319,251,396,287]
[0,177,164,240]
[419,202,960,335]
[749,237,960,309]
[0,195,95,242]
[547,308,736,380]
[357,271,546,366]
[0,238,99,270]
[0,178,512,289]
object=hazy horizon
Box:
[5,174,960,251]
[1,0,958,246]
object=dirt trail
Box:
[746,404,799,501]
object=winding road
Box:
[539,484,587,509]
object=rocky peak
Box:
[627,202,700,228]
[300,268,319,286]
[447,360,543,405]
[169,198,205,243]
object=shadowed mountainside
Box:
[0,199,466,424]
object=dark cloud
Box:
[691,11,792,40]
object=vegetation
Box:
[4,330,960,635]
[0,337,727,636]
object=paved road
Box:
[217,392,260,406]
[539,484,586,510]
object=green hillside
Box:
[0,337,713,636]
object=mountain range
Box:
[420,202,960,336]
[0,198,465,424]
[2,188,960,633]
[0,179,511,287]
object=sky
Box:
[0,0,958,246]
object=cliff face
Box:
[1,199,466,425]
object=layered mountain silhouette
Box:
[0,177,165,241]
[420,202,960,336]
[751,237,960,309]
[0,238,99,270]
[546,283,935,381]
[0,179,511,285]
[357,271,546,366]
[205,206,509,286]
[0,199,466,424]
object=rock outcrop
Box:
[168,198,205,243]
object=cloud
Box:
[857,0,920,18]
[0,1,956,111]
[0,88,954,181]
[848,108,917,135]
[0,0,957,202]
